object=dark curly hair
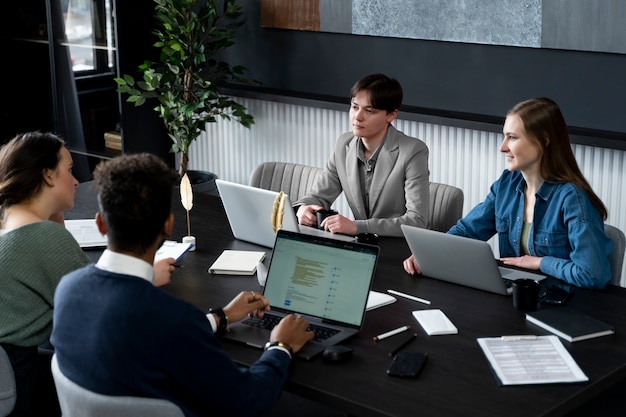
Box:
[93,153,179,254]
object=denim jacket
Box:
[448,170,612,289]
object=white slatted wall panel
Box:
[189,97,626,286]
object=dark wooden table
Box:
[67,182,626,417]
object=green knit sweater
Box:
[0,221,89,346]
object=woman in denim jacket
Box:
[404,98,612,289]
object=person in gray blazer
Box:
[295,73,430,237]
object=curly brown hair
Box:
[93,153,178,254]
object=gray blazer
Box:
[295,125,430,237]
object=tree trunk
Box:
[179,151,189,177]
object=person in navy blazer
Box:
[51,153,313,417]
[295,73,430,237]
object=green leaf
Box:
[119,0,255,158]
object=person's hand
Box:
[270,314,315,354]
[320,214,357,236]
[296,204,324,227]
[223,291,270,323]
[500,255,542,271]
[153,257,175,287]
[403,255,421,275]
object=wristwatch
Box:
[208,307,229,334]
[264,341,294,357]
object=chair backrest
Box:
[605,224,626,286]
[0,346,16,417]
[51,355,184,417]
[250,163,465,233]
[249,161,323,202]
[428,182,464,233]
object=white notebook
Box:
[208,250,266,275]
[412,309,458,335]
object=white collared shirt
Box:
[94,251,288,357]
[96,249,155,283]
[96,249,219,332]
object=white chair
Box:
[51,355,184,417]
[0,346,16,417]
[605,224,626,286]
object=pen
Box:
[387,289,431,305]
[388,333,418,357]
[373,325,410,342]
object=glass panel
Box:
[64,0,115,73]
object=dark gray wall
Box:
[224,1,626,150]
[543,0,626,54]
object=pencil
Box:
[373,325,410,342]
[388,333,418,357]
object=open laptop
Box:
[216,179,354,248]
[401,225,546,295]
[65,219,108,248]
[223,229,379,360]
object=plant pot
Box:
[187,170,218,196]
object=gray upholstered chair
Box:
[249,161,323,202]
[428,182,464,232]
[605,224,626,286]
[51,355,184,417]
[0,346,16,417]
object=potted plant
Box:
[114,0,254,180]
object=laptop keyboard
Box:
[242,313,340,342]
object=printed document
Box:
[477,335,588,385]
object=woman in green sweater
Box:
[0,132,89,416]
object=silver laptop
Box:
[216,179,354,248]
[401,225,546,295]
[223,229,379,360]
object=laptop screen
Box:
[264,230,378,326]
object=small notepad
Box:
[155,240,193,262]
[208,250,266,275]
[412,309,458,335]
[366,291,397,311]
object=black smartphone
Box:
[541,282,575,305]
[386,352,428,378]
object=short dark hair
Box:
[93,153,179,254]
[350,73,403,113]
[0,132,64,218]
